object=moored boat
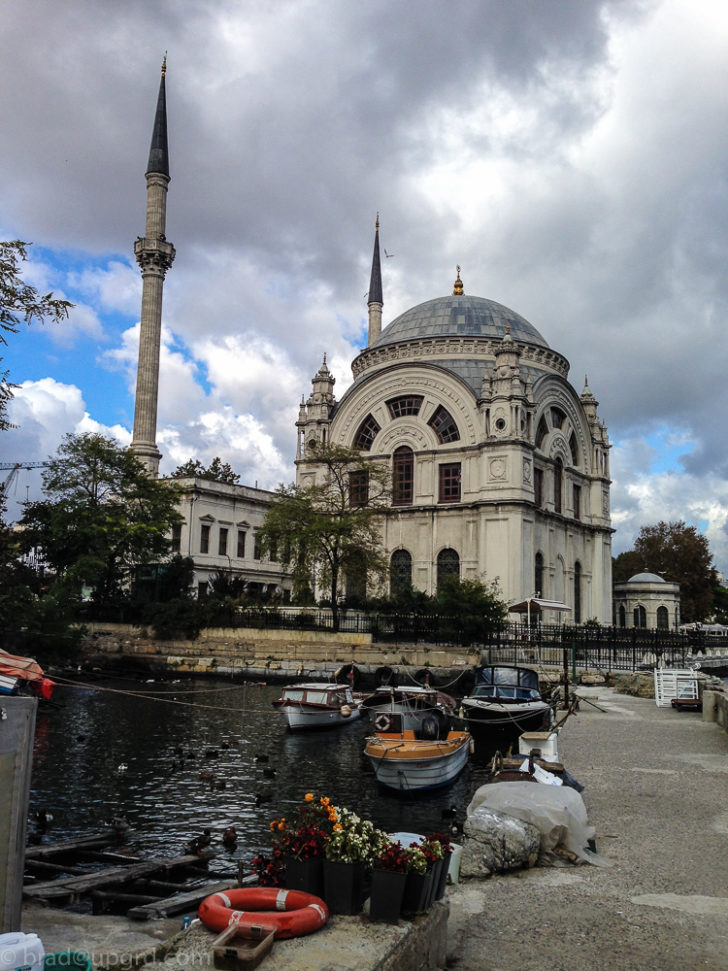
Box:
[459,665,552,740]
[360,685,455,737]
[272,682,363,732]
[363,729,472,792]
[0,649,56,700]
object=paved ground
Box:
[22,685,728,970]
[446,686,728,971]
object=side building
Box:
[295,225,614,622]
[167,477,292,600]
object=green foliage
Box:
[614,520,716,623]
[258,444,390,630]
[171,456,240,484]
[0,240,73,430]
[711,583,728,625]
[20,433,183,609]
[141,598,202,640]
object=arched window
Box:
[345,551,367,603]
[619,605,626,628]
[429,406,460,443]
[392,446,414,505]
[569,432,579,467]
[536,415,549,449]
[387,395,423,419]
[354,414,380,451]
[551,407,567,430]
[554,459,563,514]
[634,605,647,628]
[390,549,412,598]
[535,552,544,598]
[573,561,582,624]
[656,605,669,630]
[437,548,460,591]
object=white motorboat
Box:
[271,682,363,732]
[364,729,472,792]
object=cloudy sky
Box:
[1,0,727,571]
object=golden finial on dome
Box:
[452,265,464,296]
[161,52,167,77]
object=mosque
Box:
[130,65,614,622]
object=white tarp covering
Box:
[467,782,611,866]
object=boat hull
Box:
[460,699,552,738]
[283,707,362,731]
[364,732,471,792]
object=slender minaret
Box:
[367,215,383,346]
[131,57,176,476]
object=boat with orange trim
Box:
[363,727,472,792]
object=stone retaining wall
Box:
[702,689,728,731]
[80,622,480,677]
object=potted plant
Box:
[369,840,409,922]
[270,792,337,896]
[419,836,445,907]
[400,843,431,916]
[427,832,453,900]
[322,808,389,915]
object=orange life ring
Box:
[374,712,392,732]
[198,887,328,940]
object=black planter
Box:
[284,855,324,897]
[401,868,433,916]
[434,851,452,901]
[369,868,407,923]
[323,859,366,915]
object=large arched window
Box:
[437,548,460,591]
[429,406,460,443]
[354,414,380,450]
[634,605,647,628]
[656,605,669,630]
[392,446,414,505]
[535,552,544,598]
[387,395,423,419]
[390,549,412,598]
[573,561,582,624]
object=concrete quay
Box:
[22,684,728,970]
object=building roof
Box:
[627,572,666,583]
[371,294,549,349]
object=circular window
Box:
[495,418,506,431]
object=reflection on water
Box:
[30,679,496,872]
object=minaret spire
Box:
[131,59,176,476]
[367,214,383,346]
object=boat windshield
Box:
[472,685,541,701]
[282,689,305,702]
[304,691,329,704]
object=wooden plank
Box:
[24,859,88,876]
[24,831,118,860]
[127,875,258,921]
[23,853,213,902]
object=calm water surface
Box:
[30,678,495,873]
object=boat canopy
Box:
[475,665,540,691]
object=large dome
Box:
[372,295,549,349]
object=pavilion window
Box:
[436,548,460,591]
[171,523,181,552]
[438,463,461,502]
[200,523,210,554]
[554,460,563,513]
[392,446,414,506]
[534,468,543,507]
[237,530,246,558]
[218,527,228,557]
[390,549,412,597]
[573,484,581,520]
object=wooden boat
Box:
[363,729,472,792]
[271,682,363,732]
[360,685,455,736]
[0,649,56,699]
[459,665,552,739]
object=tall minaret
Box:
[131,57,176,476]
[367,215,383,346]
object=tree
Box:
[20,433,183,609]
[613,520,716,623]
[171,456,240,484]
[1,241,73,429]
[258,443,390,630]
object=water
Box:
[29,678,494,874]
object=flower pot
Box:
[401,867,433,916]
[434,851,451,900]
[323,859,365,915]
[369,868,407,923]
[284,855,324,896]
[425,861,441,908]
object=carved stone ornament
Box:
[523,458,532,483]
[490,458,507,480]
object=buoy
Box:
[198,887,329,939]
[340,704,352,718]
[374,712,393,732]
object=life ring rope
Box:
[374,712,392,732]
[199,887,329,940]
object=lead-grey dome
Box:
[372,295,549,349]
[628,572,666,583]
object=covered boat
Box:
[360,685,455,736]
[0,649,56,700]
[272,683,362,732]
[364,728,471,792]
[459,665,552,738]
